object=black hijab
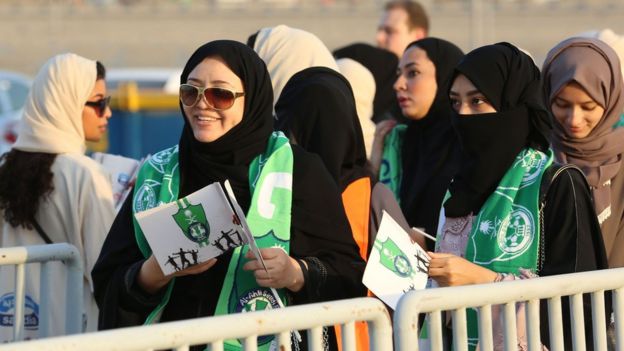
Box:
[333,43,401,123]
[274,67,372,191]
[178,40,274,211]
[398,38,464,237]
[444,42,552,217]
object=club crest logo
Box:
[374,237,414,278]
[497,206,534,256]
[236,289,280,345]
[172,198,210,246]
[134,180,160,212]
[518,150,547,187]
[149,146,177,173]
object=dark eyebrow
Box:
[555,96,597,105]
[187,77,235,87]
[449,89,482,97]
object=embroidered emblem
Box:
[497,206,534,256]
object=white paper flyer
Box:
[363,210,430,310]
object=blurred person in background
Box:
[543,37,624,268]
[334,43,404,125]
[336,58,376,157]
[0,53,115,340]
[369,38,463,247]
[376,0,429,59]
[247,24,339,112]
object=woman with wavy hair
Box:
[0,53,115,340]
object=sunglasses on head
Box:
[84,96,111,117]
[179,84,245,110]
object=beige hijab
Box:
[336,58,376,157]
[252,24,339,109]
[14,53,96,154]
[543,37,624,254]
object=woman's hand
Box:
[243,248,304,292]
[427,252,497,287]
[137,255,218,294]
[370,119,398,176]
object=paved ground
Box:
[0,1,623,75]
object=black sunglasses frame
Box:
[85,96,111,117]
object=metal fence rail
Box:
[0,297,392,351]
[0,244,83,342]
[394,267,624,351]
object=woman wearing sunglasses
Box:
[0,53,115,340]
[92,40,365,351]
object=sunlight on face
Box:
[182,57,245,143]
[394,46,437,120]
[551,82,605,139]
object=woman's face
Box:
[82,79,111,142]
[551,82,605,139]
[449,74,497,115]
[182,57,245,143]
[394,46,437,120]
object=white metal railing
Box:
[394,267,624,351]
[0,244,83,342]
[0,297,392,351]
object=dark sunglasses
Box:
[84,96,111,117]
[179,84,244,110]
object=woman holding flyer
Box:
[0,53,115,340]
[92,40,365,351]
[425,42,608,350]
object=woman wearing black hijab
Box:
[275,66,412,258]
[369,38,464,249]
[92,40,365,351]
[426,42,607,350]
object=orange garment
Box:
[336,177,371,351]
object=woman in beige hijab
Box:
[0,53,115,340]
[248,24,339,109]
[336,58,376,157]
[543,37,624,267]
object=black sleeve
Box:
[289,146,367,303]
[91,192,166,330]
[539,167,609,350]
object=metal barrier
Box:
[394,267,624,351]
[0,297,392,351]
[0,244,83,342]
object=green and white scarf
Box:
[422,148,553,349]
[379,124,407,201]
[132,131,294,351]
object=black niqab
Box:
[444,42,552,217]
[274,67,371,191]
[178,40,274,211]
[398,38,464,237]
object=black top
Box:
[540,166,609,350]
[92,146,366,330]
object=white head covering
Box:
[577,28,624,78]
[336,58,376,156]
[253,24,340,108]
[14,53,96,154]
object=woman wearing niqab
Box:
[426,42,608,350]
